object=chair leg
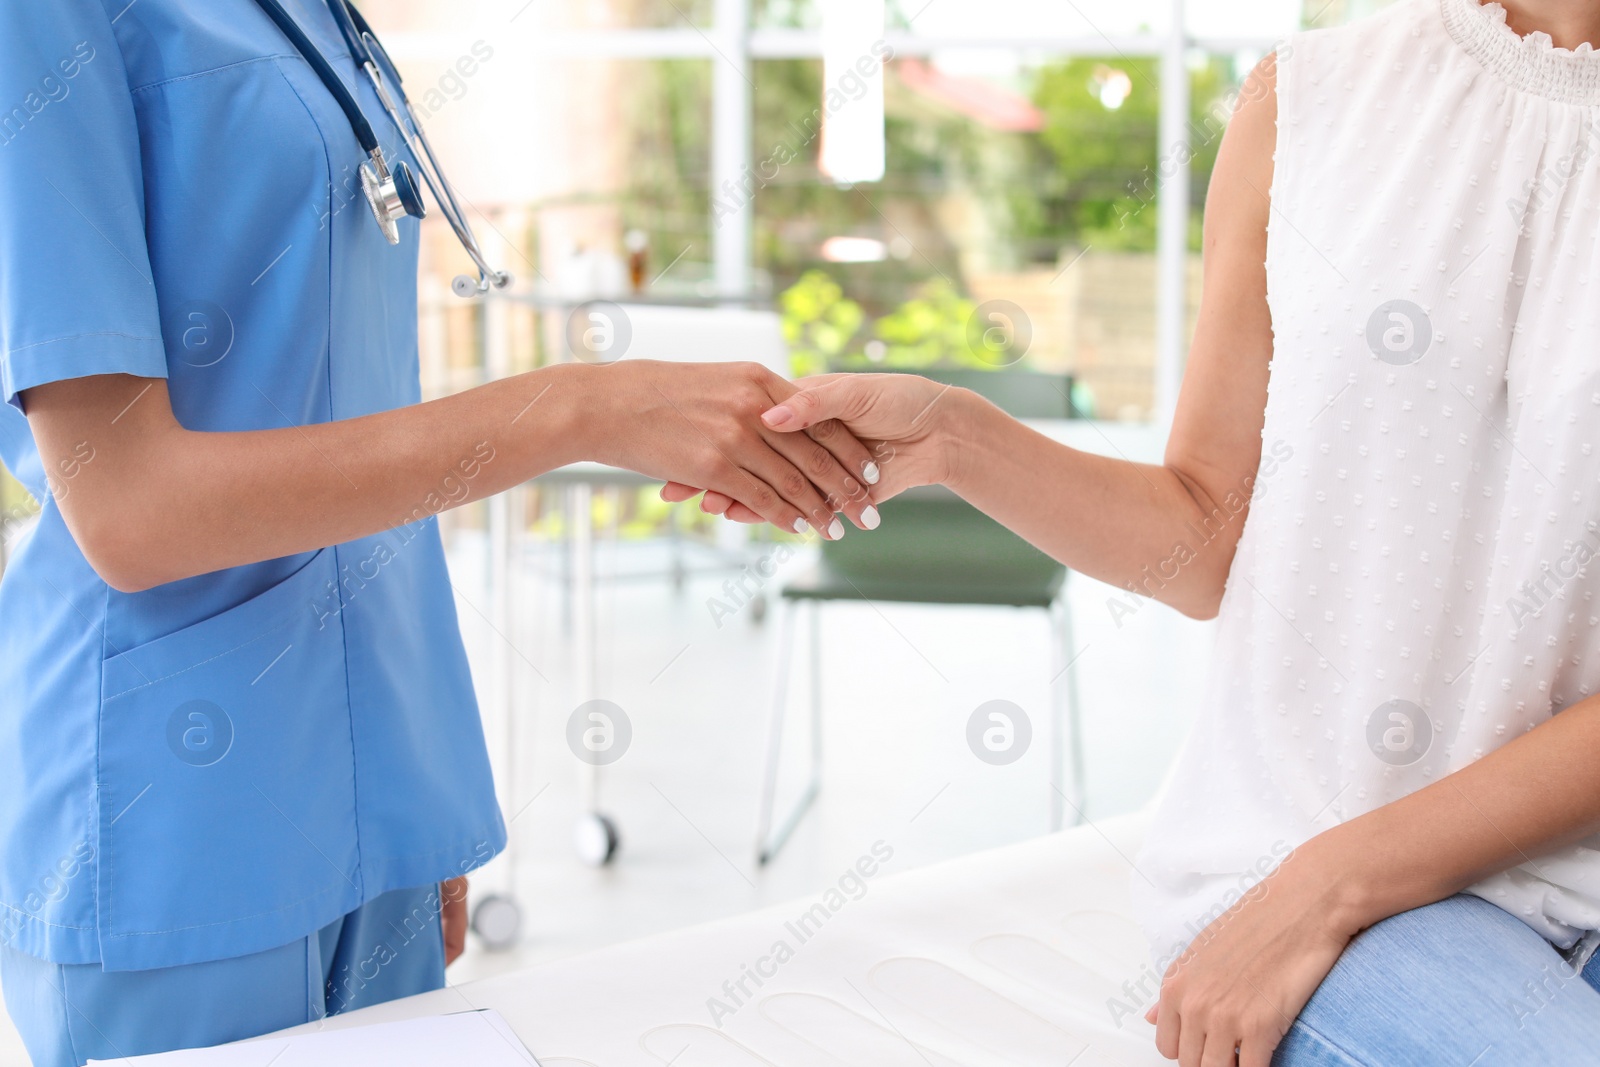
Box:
[1050,589,1087,829]
[755,599,822,865]
[668,495,686,593]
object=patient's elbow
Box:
[1178,594,1222,622]
[1161,575,1227,622]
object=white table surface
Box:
[267,812,1165,1067]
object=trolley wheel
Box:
[574,812,621,867]
[470,893,523,951]
[749,594,769,625]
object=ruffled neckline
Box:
[1440,0,1600,104]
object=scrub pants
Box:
[1275,894,1600,1066]
[0,884,446,1067]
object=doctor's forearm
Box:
[24,366,597,591]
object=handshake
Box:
[579,359,962,539]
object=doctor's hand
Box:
[662,373,965,524]
[440,876,468,966]
[594,361,882,538]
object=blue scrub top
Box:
[0,1,506,971]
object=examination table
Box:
[255,809,1167,1065]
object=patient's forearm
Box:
[1308,693,1600,935]
[945,394,1249,619]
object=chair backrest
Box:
[823,485,1062,598]
[821,369,1072,600]
[576,304,790,379]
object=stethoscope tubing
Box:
[253,0,509,294]
[254,0,381,154]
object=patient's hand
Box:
[601,362,883,537]
[1146,842,1359,1067]
[661,373,965,524]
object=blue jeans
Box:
[1276,894,1600,1065]
[0,884,446,1067]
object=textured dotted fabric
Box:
[1133,0,1600,962]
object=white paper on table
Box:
[86,1009,540,1067]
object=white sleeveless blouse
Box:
[1133,0,1600,962]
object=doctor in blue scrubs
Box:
[0,2,883,1063]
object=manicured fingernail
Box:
[827,518,845,540]
[861,505,881,530]
[763,405,795,429]
[862,461,880,485]
[792,517,808,534]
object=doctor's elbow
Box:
[77,534,166,595]
[64,504,176,595]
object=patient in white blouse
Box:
[670,1,1600,1063]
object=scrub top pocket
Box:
[96,548,362,970]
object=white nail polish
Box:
[792,517,809,534]
[861,505,881,530]
[862,461,881,485]
[827,518,845,540]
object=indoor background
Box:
[0,0,1391,1058]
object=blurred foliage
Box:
[0,469,30,511]
[866,278,989,369]
[780,270,864,376]
[752,58,969,311]
[748,53,1231,323]
[607,59,714,283]
[782,269,1019,375]
[1027,57,1227,252]
[0,468,38,575]
[751,0,820,28]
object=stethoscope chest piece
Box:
[360,154,426,246]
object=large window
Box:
[364,0,1322,419]
[747,52,1250,418]
[0,0,1395,565]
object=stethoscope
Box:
[253,0,511,298]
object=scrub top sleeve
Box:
[0,2,168,412]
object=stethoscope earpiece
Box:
[452,270,514,299]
